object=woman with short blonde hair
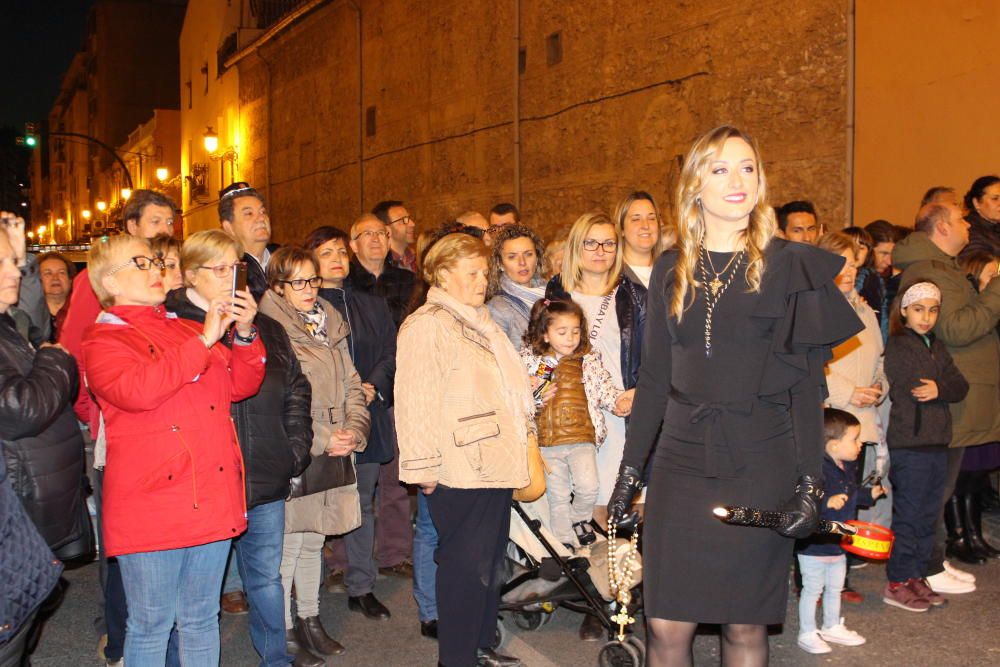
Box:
[396,233,530,667]
[546,213,644,523]
[608,125,862,665]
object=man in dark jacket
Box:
[307,225,399,620]
[343,214,415,578]
[165,281,312,665]
[219,182,279,302]
[346,214,416,328]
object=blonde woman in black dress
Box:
[608,126,861,666]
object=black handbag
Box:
[287,453,356,499]
[287,406,358,499]
[52,477,96,562]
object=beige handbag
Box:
[513,432,547,502]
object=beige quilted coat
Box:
[395,295,530,489]
[259,291,369,535]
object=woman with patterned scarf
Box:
[486,224,547,349]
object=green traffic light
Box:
[25,136,37,147]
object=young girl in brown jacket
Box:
[520,299,633,549]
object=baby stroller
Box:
[496,498,646,666]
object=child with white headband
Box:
[882,281,969,613]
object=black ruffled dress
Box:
[622,239,862,624]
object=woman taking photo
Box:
[546,212,644,525]
[258,246,370,665]
[486,224,547,348]
[165,230,313,667]
[607,126,860,666]
[81,234,265,666]
[614,190,665,288]
[396,233,531,667]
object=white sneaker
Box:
[797,631,832,654]
[926,570,976,594]
[819,619,866,646]
[943,560,976,583]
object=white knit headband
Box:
[901,282,941,310]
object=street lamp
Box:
[82,209,92,220]
[156,167,169,182]
[120,188,132,201]
[203,127,219,154]
[56,218,64,243]
[96,201,107,212]
[38,225,46,243]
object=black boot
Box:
[297,615,346,655]
[944,495,986,565]
[285,628,325,667]
[962,492,1000,559]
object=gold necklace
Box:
[699,244,745,357]
[608,519,640,641]
[702,246,742,296]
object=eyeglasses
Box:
[196,261,246,278]
[106,256,167,276]
[581,239,618,253]
[279,276,323,291]
[389,215,415,226]
[352,229,390,241]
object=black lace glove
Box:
[607,463,643,534]
[774,475,824,539]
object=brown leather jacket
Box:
[536,355,596,447]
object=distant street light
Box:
[82,209,92,220]
[156,167,169,182]
[203,127,219,154]
[56,218,64,227]
[96,201,107,212]
[121,188,132,200]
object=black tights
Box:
[647,618,768,667]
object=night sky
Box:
[0,1,97,130]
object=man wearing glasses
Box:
[57,189,179,667]
[219,182,277,302]
[344,213,417,584]
[372,200,417,273]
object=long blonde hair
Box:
[560,212,623,294]
[671,125,777,320]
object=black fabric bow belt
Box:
[669,388,754,478]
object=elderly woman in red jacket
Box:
[81,234,265,666]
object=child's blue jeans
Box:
[797,554,846,634]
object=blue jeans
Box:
[797,554,846,634]
[118,539,231,666]
[234,501,292,666]
[412,492,438,622]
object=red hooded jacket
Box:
[81,305,266,557]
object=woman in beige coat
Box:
[259,246,370,666]
[396,233,533,667]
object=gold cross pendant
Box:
[610,607,635,642]
[709,278,723,296]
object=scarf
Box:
[427,286,534,443]
[296,303,329,343]
[500,274,546,311]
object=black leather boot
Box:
[962,492,1000,559]
[944,495,986,565]
[285,628,325,667]
[297,615,346,655]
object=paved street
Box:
[30,518,1000,667]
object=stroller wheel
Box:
[492,616,508,650]
[598,640,642,667]
[513,609,552,631]
[624,635,645,664]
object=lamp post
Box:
[55,218,64,244]
[203,126,238,188]
[156,167,169,182]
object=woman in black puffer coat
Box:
[0,283,88,559]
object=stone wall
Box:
[238,0,849,245]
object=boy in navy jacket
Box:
[796,408,885,654]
